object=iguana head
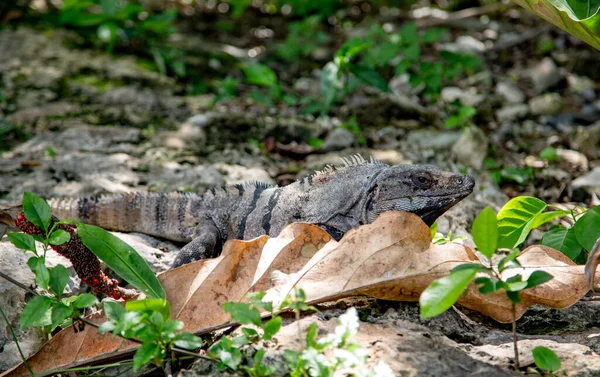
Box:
[362,164,475,226]
[301,156,474,237]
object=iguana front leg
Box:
[172,220,221,268]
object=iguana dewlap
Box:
[48,155,475,268]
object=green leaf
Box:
[539,146,558,162]
[133,342,159,371]
[429,221,438,239]
[98,321,115,334]
[73,293,98,309]
[472,206,498,258]
[419,268,478,318]
[530,210,569,229]
[574,206,600,251]
[49,265,70,299]
[532,346,561,372]
[263,316,281,340]
[497,197,547,249]
[77,223,165,299]
[23,192,52,234]
[173,332,203,349]
[20,295,52,329]
[222,302,261,326]
[27,256,49,290]
[126,299,170,320]
[48,229,70,246]
[50,303,73,330]
[541,226,582,261]
[475,277,503,294]
[526,270,554,288]
[512,0,600,51]
[247,291,273,313]
[8,233,37,253]
[241,63,277,87]
[506,290,521,303]
[421,27,447,44]
[348,64,390,92]
[208,338,242,371]
[103,301,126,321]
[498,249,521,272]
[444,116,461,129]
[451,263,488,273]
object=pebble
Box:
[321,128,356,152]
[529,93,563,116]
[556,148,589,172]
[451,126,488,170]
[494,82,525,104]
[572,167,600,189]
[496,104,529,123]
[530,58,563,94]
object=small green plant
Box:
[276,15,329,63]
[541,206,600,264]
[52,0,183,76]
[420,197,569,369]
[445,101,476,129]
[429,221,467,245]
[7,192,98,332]
[530,346,561,376]
[539,147,558,163]
[485,158,535,185]
[99,298,203,371]
[209,288,391,377]
[319,22,481,114]
[339,116,366,146]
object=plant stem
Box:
[512,303,519,370]
[0,270,38,296]
[0,306,35,377]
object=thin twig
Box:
[512,303,520,370]
[0,270,38,296]
[485,25,553,53]
[414,2,514,29]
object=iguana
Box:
[47,155,475,268]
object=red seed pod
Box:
[112,292,121,300]
[92,277,99,285]
[17,213,25,223]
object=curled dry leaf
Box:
[585,238,600,291]
[1,211,596,377]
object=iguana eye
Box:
[412,175,432,188]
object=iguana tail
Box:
[48,192,202,242]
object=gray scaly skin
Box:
[48,155,475,268]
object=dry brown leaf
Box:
[2,211,596,377]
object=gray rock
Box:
[452,127,489,170]
[571,123,600,158]
[176,113,217,143]
[529,93,563,116]
[572,167,600,191]
[0,240,47,372]
[556,148,589,173]
[321,128,356,152]
[496,104,529,123]
[406,129,462,150]
[442,35,486,55]
[567,74,595,95]
[495,82,525,104]
[530,58,563,94]
[441,87,485,106]
[471,339,600,376]
[215,163,276,186]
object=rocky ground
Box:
[1,6,600,376]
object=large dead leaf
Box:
[1,211,594,377]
